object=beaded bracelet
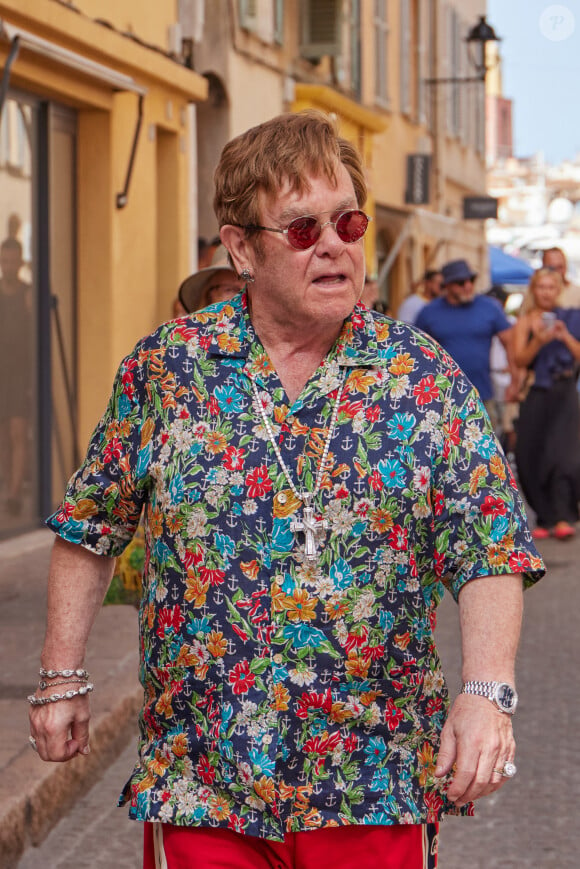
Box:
[27,683,94,707]
[39,667,89,680]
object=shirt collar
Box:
[203,293,387,378]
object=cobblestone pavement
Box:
[17,534,576,868]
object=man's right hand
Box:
[29,695,91,762]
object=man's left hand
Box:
[434,693,516,805]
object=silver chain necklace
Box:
[250,370,346,560]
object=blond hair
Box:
[213,111,367,231]
[519,267,563,314]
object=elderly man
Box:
[29,114,543,869]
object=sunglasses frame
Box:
[238,209,371,251]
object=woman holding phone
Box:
[513,267,580,539]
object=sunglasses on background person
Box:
[238,209,371,251]
[451,278,475,287]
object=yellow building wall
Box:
[66,0,176,49]
[0,0,207,448]
[228,54,284,136]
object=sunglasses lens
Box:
[287,216,320,250]
[336,210,369,243]
[285,210,369,249]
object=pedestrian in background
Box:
[486,285,520,455]
[397,268,442,324]
[513,267,580,540]
[360,274,391,314]
[197,235,221,270]
[541,246,580,308]
[416,259,518,429]
[29,112,543,869]
[177,244,243,314]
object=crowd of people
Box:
[399,248,580,542]
[29,111,546,869]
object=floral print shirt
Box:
[47,295,544,840]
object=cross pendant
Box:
[290,494,328,560]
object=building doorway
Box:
[0,92,77,539]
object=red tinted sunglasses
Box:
[240,209,371,251]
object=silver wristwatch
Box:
[461,680,518,714]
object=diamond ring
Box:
[28,736,38,752]
[493,760,516,778]
[502,761,517,777]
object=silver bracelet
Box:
[39,667,89,680]
[38,679,88,691]
[27,683,94,706]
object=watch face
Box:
[496,683,517,711]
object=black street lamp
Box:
[424,15,501,85]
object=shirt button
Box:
[276,492,287,504]
[273,654,283,664]
[274,574,284,586]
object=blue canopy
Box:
[488,245,534,286]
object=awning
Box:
[0,20,147,95]
[489,245,534,286]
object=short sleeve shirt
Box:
[47,296,544,840]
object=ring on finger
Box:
[28,736,38,752]
[493,760,517,778]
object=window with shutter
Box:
[374,0,389,106]
[239,0,285,44]
[446,6,460,136]
[239,0,258,31]
[274,0,285,44]
[400,0,411,115]
[415,0,427,125]
[300,0,341,60]
[349,0,361,97]
[421,0,433,129]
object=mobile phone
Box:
[541,312,557,325]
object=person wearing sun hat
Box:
[416,257,517,413]
[177,244,243,314]
[440,258,477,287]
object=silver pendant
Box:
[290,493,329,560]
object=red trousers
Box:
[143,822,439,869]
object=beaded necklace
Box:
[250,370,345,560]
